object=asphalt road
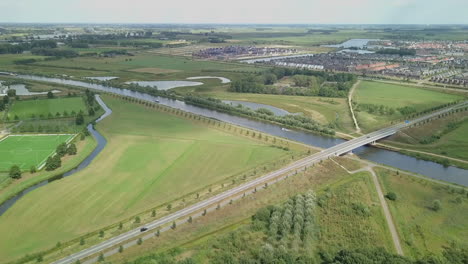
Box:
[52,100,467,264]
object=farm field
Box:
[354,80,463,132]
[0,96,296,261]
[31,53,263,77]
[203,91,355,132]
[8,97,87,120]
[0,134,74,171]
[376,168,468,258]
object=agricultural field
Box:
[203,91,355,133]
[376,168,468,258]
[0,134,74,171]
[385,112,468,161]
[353,80,463,132]
[7,97,87,120]
[0,96,299,261]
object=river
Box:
[8,74,468,188]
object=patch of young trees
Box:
[45,142,77,171]
[229,68,356,98]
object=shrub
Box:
[385,192,397,201]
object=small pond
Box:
[125,80,203,90]
[187,76,231,84]
[0,82,60,96]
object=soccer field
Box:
[0,134,75,171]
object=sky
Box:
[0,0,467,24]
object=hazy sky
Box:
[0,0,467,24]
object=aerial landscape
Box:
[0,0,467,263]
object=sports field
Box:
[0,134,74,171]
[0,96,295,261]
[8,97,87,120]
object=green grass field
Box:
[0,134,74,171]
[377,168,468,258]
[0,96,293,261]
[354,81,462,132]
[8,97,87,120]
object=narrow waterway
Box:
[9,75,468,187]
[0,95,111,216]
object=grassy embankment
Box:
[384,111,468,164]
[0,95,304,262]
[353,80,463,132]
[377,167,468,258]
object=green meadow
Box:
[8,97,87,120]
[354,81,462,132]
[377,168,468,258]
[0,96,293,261]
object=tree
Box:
[80,237,85,245]
[118,222,123,230]
[432,200,441,211]
[134,216,141,224]
[188,216,193,223]
[7,89,16,97]
[156,229,160,237]
[171,221,176,229]
[118,245,123,253]
[47,91,54,99]
[97,253,104,262]
[30,166,36,174]
[151,209,156,217]
[137,238,143,245]
[385,192,397,201]
[36,255,43,262]
[56,142,68,157]
[9,165,21,179]
[45,155,61,171]
[99,230,104,238]
[75,113,84,125]
[3,95,9,104]
[202,209,207,216]
[167,204,172,211]
[67,143,77,155]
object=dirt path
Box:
[367,167,404,255]
[348,80,361,133]
[330,158,404,255]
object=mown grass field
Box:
[376,168,468,258]
[202,91,355,133]
[8,97,87,120]
[0,134,74,171]
[354,80,463,132]
[0,96,293,261]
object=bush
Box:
[9,165,21,179]
[432,200,441,211]
[385,192,397,201]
